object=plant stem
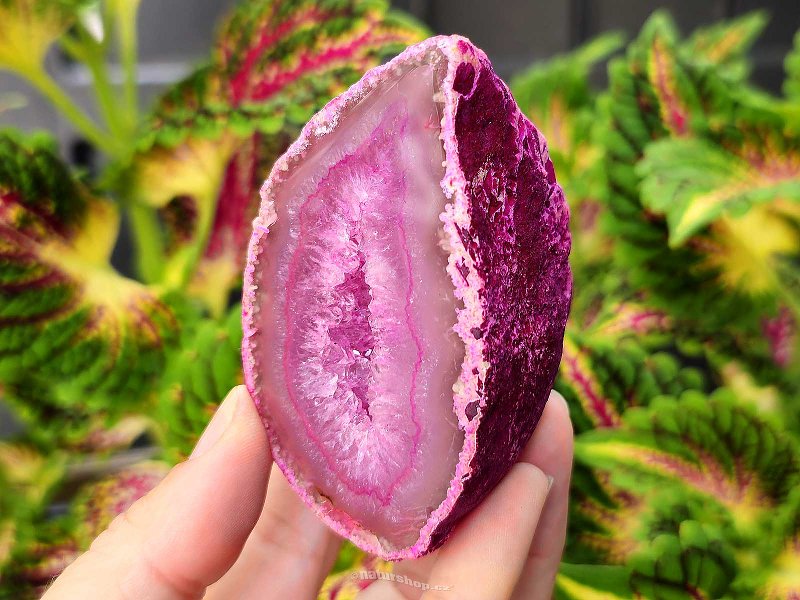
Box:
[114,0,140,132]
[60,34,129,141]
[93,58,129,138]
[26,67,119,156]
[127,203,165,283]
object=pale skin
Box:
[43,385,574,600]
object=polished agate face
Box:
[253,60,463,547]
[243,36,572,559]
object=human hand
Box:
[43,385,573,600]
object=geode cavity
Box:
[242,35,571,560]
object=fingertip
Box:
[497,462,553,535]
[547,389,573,434]
[416,458,552,599]
[228,384,256,412]
[196,385,271,467]
[519,389,574,469]
[440,460,552,559]
[505,461,552,502]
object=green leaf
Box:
[0,442,65,513]
[629,521,737,599]
[511,31,624,148]
[555,563,633,599]
[157,305,243,459]
[0,470,15,575]
[634,106,800,338]
[0,536,80,598]
[0,442,68,594]
[0,131,192,409]
[568,474,738,598]
[638,136,800,248]
[569,463,730,557]
[127,0,428,311]
[1,372,157,453]
[685,11,768,81]
[785,30,800,100]
[752,488,800,598]
[1,460,168,595]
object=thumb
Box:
[43,386,272,600]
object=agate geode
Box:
[242,35,571,560]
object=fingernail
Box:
[550,389,568,411]
[546,475,555,493]
[190,389,240,459]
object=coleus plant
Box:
[599,10,800,391]
[532,12,800,598]
[0,131,187,416]
[2,1,800,598]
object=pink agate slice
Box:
[242,35,572,560]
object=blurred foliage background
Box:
[1,1,800,598]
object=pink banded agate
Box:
[242,35,572,560]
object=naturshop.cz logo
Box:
[350,570,452,591]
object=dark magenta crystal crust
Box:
[242,35,572,559]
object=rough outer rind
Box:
[242,35,572,560]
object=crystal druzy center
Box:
[255,63,463,546]
[325,250,376,416]
[285,102,423,459]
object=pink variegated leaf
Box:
[590,302,673,340]
[0,538,81,599]
[559,334,622,430]
[556,564,633,599]
[645,17,698,138]
[0,131,189,409]
[575,389,800,536]
[557,329,704,434]
[71,462,169,545]
[1,461,169,595]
